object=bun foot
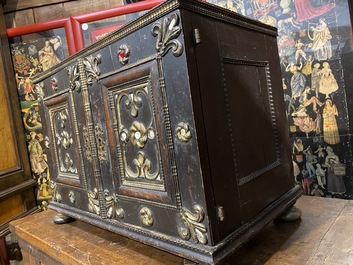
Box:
[275,205,302,222]
[53,213,75,224]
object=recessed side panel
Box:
[221,58,280,186]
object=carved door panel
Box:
[40,91,90,207]
[101,61,181,207]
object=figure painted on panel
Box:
[315,163,326,189]
[295,39,307,62]
[23,69,36,101]
[314,110,322,134]
[311,63,321,97]
[311,183,325,196]
[28,131,48,177]
[315,145,326,164]
[37,175,52,200]
[301,55,313,76]
[302,86,323,112]
[301,169,310,194]
[15,74,25,95]
[308,19,333,61]
[303,146,318,178]
[291,105,315,137]
[39,40,61,71]
[323,147,346,196]
[284,94,296,117]
[293,160,301,184]
[323,99,340,145]
[318,62,338,99]
[293,0,335,22]
[286,61,306,99]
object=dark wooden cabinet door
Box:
[0,4,37,238]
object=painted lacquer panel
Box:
[10,31,69,210]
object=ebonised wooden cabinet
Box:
[33,1,302,264]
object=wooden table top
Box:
[9,196,353,265]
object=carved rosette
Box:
[175,122,192,143]
[104,189,124,219]
[130,121,148,148]
[151,13,183,57]
[139,207,154,226]
[179,205,208,244]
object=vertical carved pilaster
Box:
[156,58,181,208]
[151,13,184,208]
[70,90,88,190]
[78,56,107,218]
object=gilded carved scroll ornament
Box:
[104,189,124,219]
[179,205,208,244]
[68,63,81,92]
[88,188,100,215]
[125,151,159,180]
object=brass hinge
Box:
[217,206,225,221]
[193,28,201,44]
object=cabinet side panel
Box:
[192,12,295,240]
